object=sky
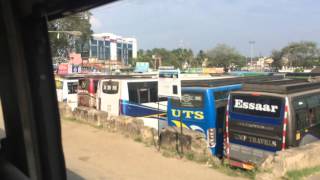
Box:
[90,0,320,56]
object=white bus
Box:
[96,78,167,129]
[55,76,79,110]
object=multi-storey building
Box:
[88,33,137,66]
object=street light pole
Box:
[249,41,255,71]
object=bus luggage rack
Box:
[242,78,320,94]
[181,75,284,88]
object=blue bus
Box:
[167,84,242,157]
[226,79,320,170]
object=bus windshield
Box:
[171,92,204,108]
[230,94,283,119]
[79,79,89,91]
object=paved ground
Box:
[62,120,246,180]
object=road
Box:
[62,120,246,180]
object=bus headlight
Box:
[207,128,216,147]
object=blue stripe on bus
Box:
[120,100,166,119]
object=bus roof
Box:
[181,75,283,88]
[241,78,320,94]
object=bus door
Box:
[227,93,285,168]
[78,79,90,107]
[292,94,320,146]
[98,80,120,115]
[213,91,230,157]
[55,79,63,102]
[66,80,78,110]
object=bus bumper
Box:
[228,159,255,170]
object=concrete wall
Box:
[256,142,320,180]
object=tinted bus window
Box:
[79,79,89,90]
[231,95,283,118]
[102,81,119,94]
[293,94,320,130]
[128,82,158,104]
[214,91,229,101]
[67,82,78,94]
[94,80,99,93]
[171,93,204,108]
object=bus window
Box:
[94,80,99,93]
[214,91,229,101]
[128,82,158,104]
[171,93,204,108]
[293,94,320,130]
[139,88,149,103]
[67,82,78,94]
[55,80,63,89]
[102,81,119,94]
[79,79,89,91]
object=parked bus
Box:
[167,75,284,157]
[226,78,320,170]
[55,76,79,110]
[96,78,167,129]
[78,75,106,108]
[167,84,242,157]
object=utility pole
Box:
[249,41,255,71]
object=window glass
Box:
[67,82,78,94]
[171,92,204,108]
[139,89,149,103]
[129,89,138,103]
[294,94,320,130]
[102,81,119,94]
[104,41,110,47]
[79,79,89,90]
[214,91,230,101]
[91,45,97,57]
[91,39,97,45]
[105,47,110,60]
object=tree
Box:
[281,41,319,68]
[48,11,93,60]
[271,50,283,69]
[206,44,245,71]
[194,50,207,67]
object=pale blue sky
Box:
[91,0,320,56]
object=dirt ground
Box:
[62,120,246,180]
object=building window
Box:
[91,45,97,57]
[91,39,97,45]
[105,47,110,60]
[117,48,122,61]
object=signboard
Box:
[72,65,81,73]
[231,95,282,118]
[158,69,181,99]
[57,63,69,75]
[134,62,149,73]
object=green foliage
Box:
[272,41,320,68]
[135,48,196,69]
[206,44,246,70]
[48,11,93,59]
[285,165,320,180]
[271,49,283,69]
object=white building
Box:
[88,33,137,66]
